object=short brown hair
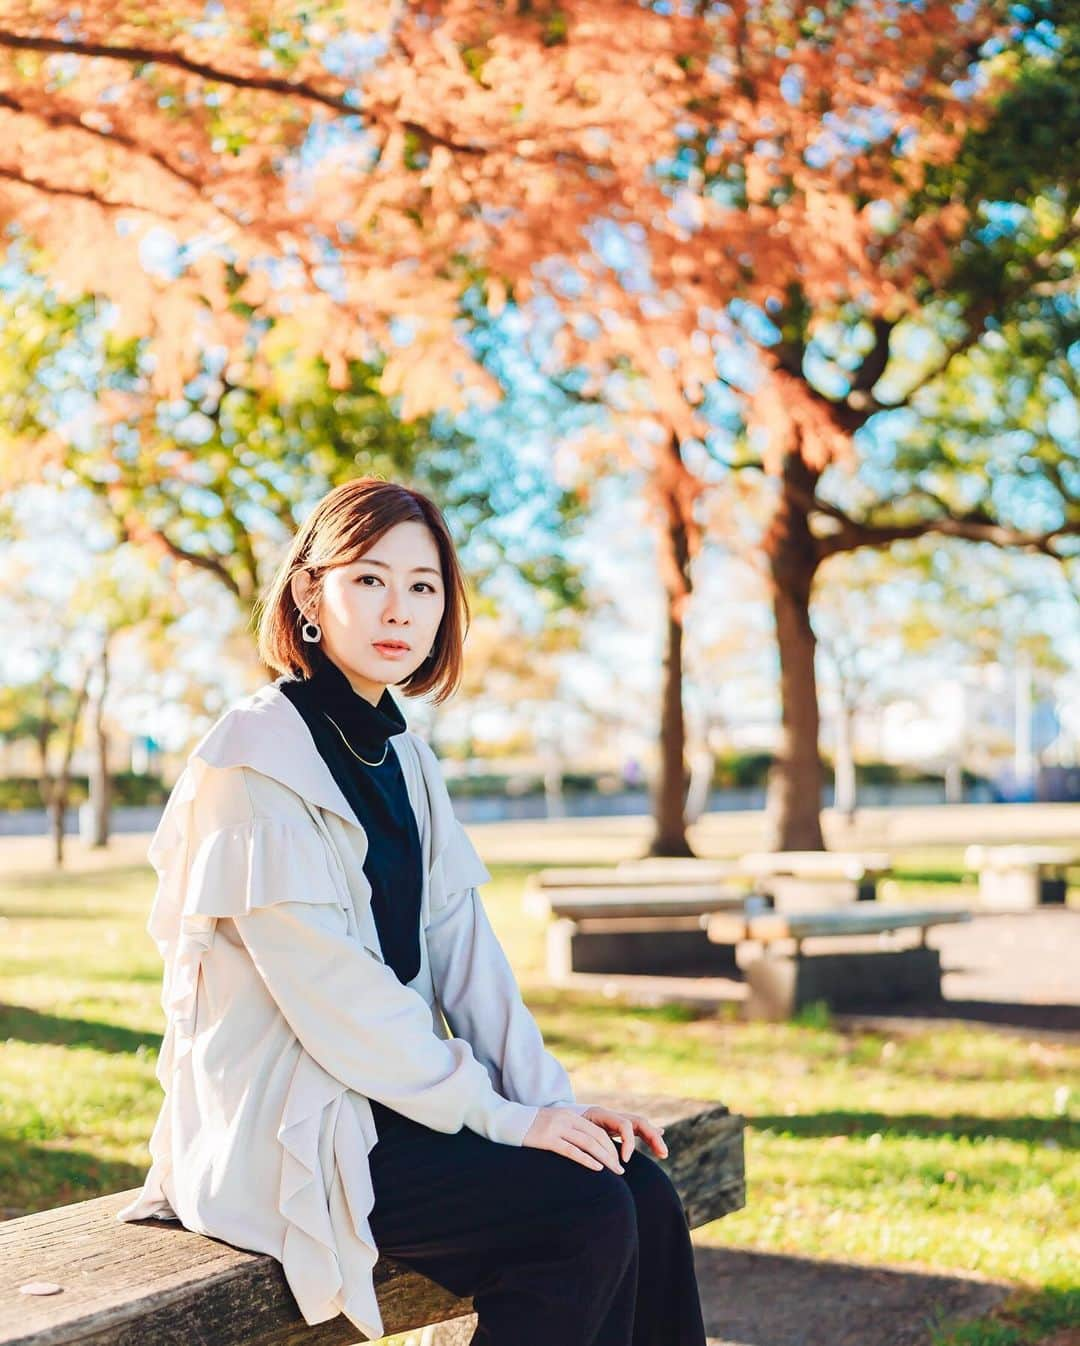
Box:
[255,477,470,705]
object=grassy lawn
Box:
[1,842,1077,1344]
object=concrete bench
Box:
[705,905,971,1020]
[525,874,765,978]
[964,844,1077,908]
[0,1092,745,1346]
[528,860,748,891]
[735,850,893,906]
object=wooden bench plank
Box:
[0,1094,744,1346]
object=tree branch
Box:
[0,28,352,113]
[0,89,210,200]
[0,162,190,221]
[817,512,1078,561]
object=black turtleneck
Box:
[276,649,424,985]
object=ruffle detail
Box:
[149,803,347,1067]
[277,1050,384,1338]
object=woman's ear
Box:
[290,567,314,621]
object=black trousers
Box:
[366,1098,708,1346]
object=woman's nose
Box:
[382,589,410,620]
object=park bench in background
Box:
[964,843,1077,908]
[735,850,893,907]
[525,868,766,978]
[0,1092,744,1346]
[526,859,752,891]
[705,905,972,1020]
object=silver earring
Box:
[301,616,322,643]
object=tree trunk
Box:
[50,797,65,868]
[834,697,857,822]
[650,596,694,855]
[763,454,825,851]
[646,433,701,857]
[89,639,112,848]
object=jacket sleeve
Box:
[426,829,592,1118]
[233,896,542,1145]
[187,765,541,1147]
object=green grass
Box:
[1,846,1077,1343]
[932,1287,1080,1346]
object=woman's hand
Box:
[578,1105,668,1162]
[521,1105,667,1172]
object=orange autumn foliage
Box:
[0,1,1008,465]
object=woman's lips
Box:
[373,642,410,658]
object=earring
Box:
[301,615,322,643]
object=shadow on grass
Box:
[692,1245,1014,1346]
[0,1001,161,1055]
[0,1139,149,1221]
[750,1110,1078,1148]
[844,998,1080,1034]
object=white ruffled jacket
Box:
[116,679,589,1341]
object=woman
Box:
[117,477,708,1345]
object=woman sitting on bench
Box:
[118,476,708,1346]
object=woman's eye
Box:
[356,576,437,593]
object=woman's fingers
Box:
[542,1107,669,1171]
[634,1116,668,1157]
[558,1138,605,1171]
[576,1118,625,1172]
[590,1107,668,1160]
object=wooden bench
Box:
[735,850,893,906]
[964,844,1077,908]
[525,870,766,979]
[0,1092,744,1346]
[705,905,972,1020]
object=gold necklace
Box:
[322,711,390,766]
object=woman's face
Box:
[291,520,447,704]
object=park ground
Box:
[0,803,1077,1346]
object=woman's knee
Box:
[623,1149,687,1225]
[572,1165,638,1254]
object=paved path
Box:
[420,1247,1013,1346]
[694,1247,1014,1346]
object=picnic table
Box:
[705,904,972,1020]
[734,850,893,906]
[964,844,1077,908]
[525,869,765,978]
